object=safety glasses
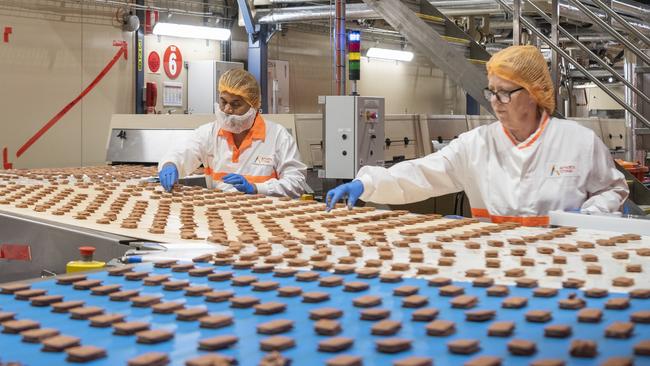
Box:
[483,87,525,104]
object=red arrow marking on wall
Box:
[3,27,11,43]
[2,147,12,169]
[15,41,128,158]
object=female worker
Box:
[158,69,307,198]
[326,45,629,226]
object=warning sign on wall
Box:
[148,51,160,73]
[163,45,182,79]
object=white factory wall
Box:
[357,57,466,115]
[0,10,222,169]
[267,30,468,115]
[0,12,133,170]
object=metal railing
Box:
[567,0,650,66]
[525,0,650,108]
[495,0,650,132]
[589,0,650,47]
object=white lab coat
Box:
[158,114,307,198]
[356,115,629,226]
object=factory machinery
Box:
[1,108,650,365]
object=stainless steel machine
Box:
[321,96,385,179]
[0,212,133,282]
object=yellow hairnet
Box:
[486,45,555,114]
[218,69,261,109]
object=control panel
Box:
[323,96,385,179]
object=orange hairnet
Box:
[218,69,261,109]
[486,45,555,114]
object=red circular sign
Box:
[163,45,182,79]
[148,51,160,73]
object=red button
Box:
[79,246,96,256]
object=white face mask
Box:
[215,103,257,134]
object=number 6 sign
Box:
[163,45,183,79]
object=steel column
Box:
[248,25,269,113]
[335,0,347,95]
[551,0,562,115]
[237,0,269,112]
[625,51,637,162]
[512,0,521,45]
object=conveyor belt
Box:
[0,262,648,365]
[1,165,649,290]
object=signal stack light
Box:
[348,30,361,94]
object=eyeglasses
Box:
[483,87,524,104]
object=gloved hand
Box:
[159,164,179,192]
[222,173,256,194]
[325,180,364,211]
[564,208,581,213]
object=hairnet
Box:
[486,45,555,114]
[218,69,261,109]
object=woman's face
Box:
[487,75,538,126]
[218,91,251,116]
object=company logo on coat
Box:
[549,163,578,177]
[254,155,274,166]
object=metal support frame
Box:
[550,0,562,115]
[526,0,650,107]
[362,0,494,113]
[335,0,347,95]
[625,51,637,162]
[512,0,521,45]
[591,0,650,47]
[237,0,255,35]
[135,0,145,114]
[496,0,650,129]
[248,26,269,113]
[566,0,650,66]
[419,1,491,62]
[237,0,270,112]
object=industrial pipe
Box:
[257,4,378,23]
[335,0,346,95]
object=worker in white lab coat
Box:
[326,45,629,226]
[158,69,307,198]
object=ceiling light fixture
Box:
[366,47,414,62]
[153,23,231,41]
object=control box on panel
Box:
[321,96,385,179]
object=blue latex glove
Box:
[222,173,256,194]
[159,164,179,192]
[325,180,364,211]
[565,208,581,213]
